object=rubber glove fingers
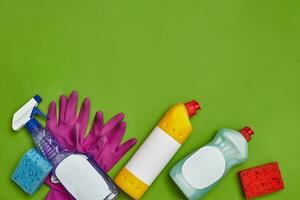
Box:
[91,111,104,136]
[46,101,57,131]
[108,138,137,172]
[95,137,137,173]
[108,121,127,145]
[91,136,108,159]
[58,95,68,125]
[47,99,73,149]
[117,138,137,158]
[101,113,124,137]
[74,123,84,153]
[64,91,78,122]
[44,91,138,200]
[76,98,91,147]
[46,91,85,150]
[83,111,104,148]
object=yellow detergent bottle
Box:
[115,100,200,199]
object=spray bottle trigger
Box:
[31,107,48,120]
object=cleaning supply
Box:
[239,162,284,199]
[115,100,200,199]
[12,95,119,200]
[44,91,137,200]
[170,127,254,200]
[46,91,137,172]
[11,148,52,195]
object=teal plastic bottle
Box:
[169,127,254,200]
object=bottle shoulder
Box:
[212,129,248,164]
[158,103,192,144]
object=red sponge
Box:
[239,162,284,199]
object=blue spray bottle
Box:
[12,95,118,200]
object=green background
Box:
[0,0,299,199]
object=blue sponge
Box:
[11,148,53,195]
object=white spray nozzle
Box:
[12,95,43,131]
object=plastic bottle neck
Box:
[239,127,254,142]
[25,119,69,166]
[184,100,201,118]
[25,118,42,134]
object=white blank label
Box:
[182,146,225,189]
[56,154,111,200]
[126,127,181,185]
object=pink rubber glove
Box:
[46,91,89,151]
[82,112,137,172]
[44,91,137,200]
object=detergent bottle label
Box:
[182,146,225,189]
[126,127,181,185]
